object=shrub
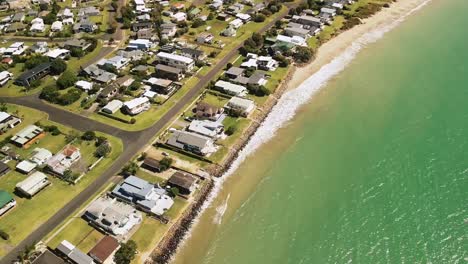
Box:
[56,71,77,89]
[225,125,237,136]
[50,59,67,75]
[95,143,111,158]
[81,131,96,141]
[160,157,173,171]
[44,125,61,135]
[254,14,266,22]
[0,230,9,240]
[114,240,137,264]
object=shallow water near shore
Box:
[171,1,467,263]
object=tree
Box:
[254,14,266,22]
[39,85,60,103]
[50,59,67,75]
[56,71,77,89]
[95,143,111,157]
[169,187,179,197]
[17,244,36,264]
[70,48,85,58]
[24,55,49,69]
[58,89,82,105]
[225,125,238,136]
[0,230,9,240]
[0,102,7,112]
[293,47,314,63]
[114,240,137,264]
[160,157,173,171]
[191,18,205,28]
[81,131,96,141]
[122,162,138,175]
[44,125,61,135]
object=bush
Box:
[225,125,237,136]
[254,14,266,22]
[50,59,67,75]
[24,55,49,70]
[81,131,96,141]
[122,162,138,175]
[44,125,61,135]
[114,240,137,264]
[95,143,111,158]
[70,48,84,58]
[169,187,179,197]
[0,230,9,240]
[130,118,136,124]
[293,46,314,63]
[191,18,205,28]
[56,71,77,89]
[160,157,173,171]
[58,89,82,105]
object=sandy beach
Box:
[287,0,431,92]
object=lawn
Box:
[0,105,124,258]
[0,104,48,142]
[199,92,229,108]
[135,169,165,185]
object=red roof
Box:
[88,236,119,263]
[62,145,78,157]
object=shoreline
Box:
[146,0,432,263]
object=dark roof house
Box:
[88,236,119,264]
[167,172,197,195]
[15,62,51,87]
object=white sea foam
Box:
[170,0,432,261]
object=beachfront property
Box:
[111,175,174,216]
[0,190,15,217]
[122,97,151,115]
[155,52,195,72]
[167,130,216,156]
[101,100,124,114]
[214,80,248,97]
[225,97,256,117]
[88,236,120,264]
[0,111,21,131]
[46,145,81,176]
[83,196,142,236]
[15,171,50,198]
[187,119,224,138]
[224,67,268,86]
[275,34,308,47]
[15,62,51,87]
[241,54,279,71]
[55,240,94,264]
[193,102,224,121]
[10,125,44,148]
[167,171,197,195]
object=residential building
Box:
[155,52,194,71]
[30,17,45,32]
[257,56,279,71]
[16,159,37,174]
[11,125,44,147]
[4,42,27,56]
[78,6,100,16]
[144,77,179,94]
[97,56,130,70]
[82,65,117,84]
[75,80,93,91]
[15,62,51,86]
[45,48,70,60]
[284,27,311,39]
[128,39,152,50]
[225,67,245,79]
[167,172,197,195]
[32,250,66,264]
[225,97,256,117]
[15,171,50,198]
[167,130,215,156]
[5,23,26,33]
[154,64,184,81]
[171,12,187,22]
[180,48,206,61]
[56,240,94,264]
[122,97,150,115]
[99,84,119,99]
[30,42,49,54]
[221,26,236,37]
[0,190,15,217]
[0,71,12,86]
[0,161,10,177]
[137,28,152,39]
[29,147,53,165]
[161,23,177,39]
[73,19,97,33]
[46,145,81,176]
[115,75,135,88]
[63,39,91,51]
[11,12,25,22]
[141,157,163,172]
[116,49,144,61]
[293,15,324,28]
[0,111,21,131]
[236,13,251,22]
[131,21,152,32]
[88,236,119,264]
[229,18,243,29]
[101,100,123,114]
[215,80,248,96]
[276,34,307,47]
[187,119,224,138]
[194,102,224,121]
[111,175,174,216]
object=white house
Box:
[214,80,247,96]
[187,120,224,138]
[75,80,93,91]
[276,34,307,47]
[226,97,255,117]
[0,71,12,86]
[15,171,50,198]
[171,12,187,22]
[122,97,150,115]
[46,145,81,176]
[128,39,152,50]
[102,99,123,114]
[97,56,130,70]
[45,48,70,60]
[229,18,243,29]
[156,52,194,71]
[236,13,251,22]
[4,42,27,56]
[30,42,48,54]
[167,130,216,156]
[30,18,45,32]
[51,21,63,32]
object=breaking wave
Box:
[170,0,432,261]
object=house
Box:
[141,157,162,172]
[293,15,324,28]
[82,65,117,84]
[136,14,151,21]
[111,175,174,216]
[15,171,50,198]
[137,28,152,39]
[131,21,153,32]
[45,48,70,60]
[4,42,27,56]
[196,33,214,44]
[101,99,123,114]
[29,147,53,165]
[0,161,10,177]
[62,17,74,25]
[217,13,229,21]
[131,65,149,75]
[97,56,130,70]
[56,240,94,264]
[225,97,255,117]
[30,41,49,54]
[284,27,311,39]
[167,130,215,156]
[5,23,26,33]
[115,75,134,88]
[229,18,243,29]
[257,56,279,71]
[15,62,51,86]
[128,39,152,50]
[144,77,179,95]
[233,71,268,86]
[155,52,194,71]
[187,119,224,138]
[180,48,206,61]
[161,23,177,39]
[63,39,91,51]
[0,71,12,86]
[11,12,25,22]
[33,250,66,264]
[75,80,93,91]
[78,6,100,16]
[1,58,13,65]
[46,145,81,176]
[73,19,97,33]
[0,190,15,217]
[171,12,186,22]
[30,17,45,32]
[209,0,222,10]
[0,112,21,131]
[221,26,236,37]
[276,34,307,47]
[225,67,244,79]
[236,13,251,22]
[11,125,44,147]
[51,20,63,33]
[88,236,119,264]
[122,97,150,115]
[320,7,337,17]
[167,172,197,195]
[154,64,184,81]
[194,102,224,121]
[227,3,244,14]
[215,80,248,96]
[99,84,119,99]
[16,159,37,174]
[116,49,144,61]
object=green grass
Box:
[135,169,165,184]
[0,104,48,142]
[47,218,104,252]
[0,106,124,258]
[200,92,229,108]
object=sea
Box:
[171,0,467,263]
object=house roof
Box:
[32,250,65,264]
[181,48,204,57]
[88,236,119,263]
[156,52,193,64]
[155,64,182,74]
[225,67,244,77]
[11,125,43,145]
[168,172,196,191]
[0,190,13,208]
[17,63,51,82]
[167,130,212,150]
[112,175,154,201]
[143,157,161,169]
[123,97,149,110]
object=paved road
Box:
[0,6,292,263]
